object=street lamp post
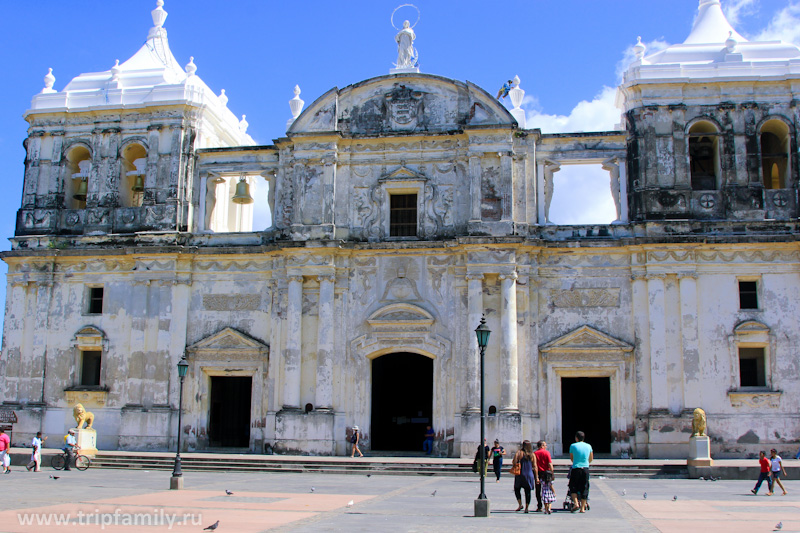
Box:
[170,356,189,490]
[474,315,491,517]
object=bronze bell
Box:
[73,178,88,201]
[232,178,253,204]
[131,174,145,192]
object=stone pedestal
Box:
[687,435,713,478]
[474,498,490,517]
[170,476,184,490]
[74,428,97,456]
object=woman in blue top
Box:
[511,440,539,513]
[568,431,594,513]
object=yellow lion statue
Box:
[73,403,95,430]
[691,407,707,437]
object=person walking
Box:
[474,439,490,476]
[540,470,557,514]
[0,428,10,474]
[26,432,46,472]
[534,440,554,512]
[349,426,364,458]
[568,431,593,513]
[752,450,773,495]
[770,449,788,495]
[490,440,506,482]
[511,440,539,513]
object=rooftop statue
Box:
[396,20,417,69]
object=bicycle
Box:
[51,450,91,471]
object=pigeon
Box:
[673,495,678,501]
[346,500,354,508]
[622,489,626,496]
[310,487,315,493]
[50,475,60,480]
[775,522,783,530]
[643,492,647,499]
[431,490,437,497]
[699,476,705,480]
[366,474,372,478]
[225,489,233,496]
[203,521,219,531]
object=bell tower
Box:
[17,0,253,237]
[618,0,800,222]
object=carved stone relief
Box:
[551,288,621,308]
[202,294,261,311]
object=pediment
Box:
[288,74,515,136]
[187,327,269,352]
[734,320,770,334]
[378,166,427,183]
[540,325,633,353]
[367,303,434,326]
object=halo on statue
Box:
[391,4,420,30]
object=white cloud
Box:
[548,165,618,225]
[723,0,758,27]
[754,2,800,45]
[524,86,620,134]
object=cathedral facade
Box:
[2,0,799,458]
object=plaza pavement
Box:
[0,467,796,532]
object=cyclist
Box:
[63,429,79,471]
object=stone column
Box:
[647,274,668,411]
[469,155,481,222]
[679,273,701,409]
[29,281,53,403]
[500,152,513,221]
[618,159,629,223]
[283,275,304,410]
[465,274,484,413]
[631,273,651,414]
[315,274,335,410]
[500,272,519,412]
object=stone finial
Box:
[508,75,526,128]
[218,89,228,107]
[287,85,305,130]
[42,68,56,94]
[725,31,737,53]
[290,85,304,119]
[185,56,197,76]
[634,36,646,60]
[239,114,249,133]
[152,0,168,29]
[110,60,121,82]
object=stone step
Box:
[89,454,688,479]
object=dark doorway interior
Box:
[371,353,433,451]
[561,377,611,454]
[209,376,252,448]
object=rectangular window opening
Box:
[80,350,102,387]
[390,193,417,237]
[739,347,766,387]
[88,287,104,314]
[738,281,758,309]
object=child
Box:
[541,472,556,514]
[770,449,788,496]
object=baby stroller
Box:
[563,467,590,512]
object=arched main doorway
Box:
[371,352,433,451]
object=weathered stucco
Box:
[2,14,800,459]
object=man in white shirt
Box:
[26,432,46,472]
[63,429,78,471]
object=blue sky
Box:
[0,0,798,334]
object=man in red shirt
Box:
[0,428,10,474]
[534,440,554,512]
[752,450,774,495]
